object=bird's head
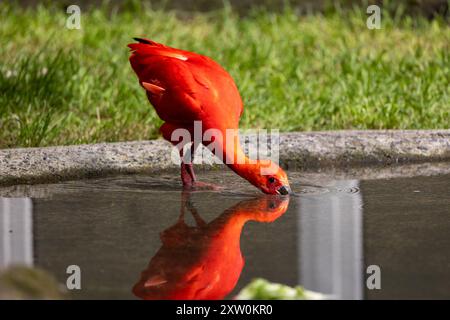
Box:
[243,160,291,195]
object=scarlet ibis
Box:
[128,38,291,194]
[132,192,289,300]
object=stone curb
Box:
[1,130,449,186]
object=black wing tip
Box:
[133,37,152,44]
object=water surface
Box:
[0,170,449,299]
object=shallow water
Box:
[0,169,449,299]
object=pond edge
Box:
[1,130,449,186]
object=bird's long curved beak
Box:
[277,186,291,195]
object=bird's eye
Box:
[268,177,275,184]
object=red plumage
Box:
[128,39,243,136]
[128,38,291,194]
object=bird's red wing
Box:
[129,43,189,61]
[129,42,205,123]
[128,39,244,129]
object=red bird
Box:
[128,38,291,194]
[133,193,289,300]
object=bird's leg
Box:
[183,192,207,227]
[185,143,197,182]
[178,190,206,228]
[180,142,222,191]
[177,191,188,223]
[180,143,196,187]
[180,162,194,186]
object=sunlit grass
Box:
[0,2,449,148]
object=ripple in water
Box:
[293,185,331,196]
[292,184,360,196]
[337,186,360,194]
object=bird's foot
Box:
[183,181,223,192]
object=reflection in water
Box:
[0,198,33,269]
[2,172,448,299]
[298,180,363,300]
[133,192,289,300]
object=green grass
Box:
[0,2,449,148]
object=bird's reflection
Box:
[133,192,290,300]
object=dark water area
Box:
[0,169,449,299]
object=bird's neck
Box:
[219,134,261,187]
[227,152,260,185]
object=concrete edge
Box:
[1,130,449,186]
[1,161,449,199]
